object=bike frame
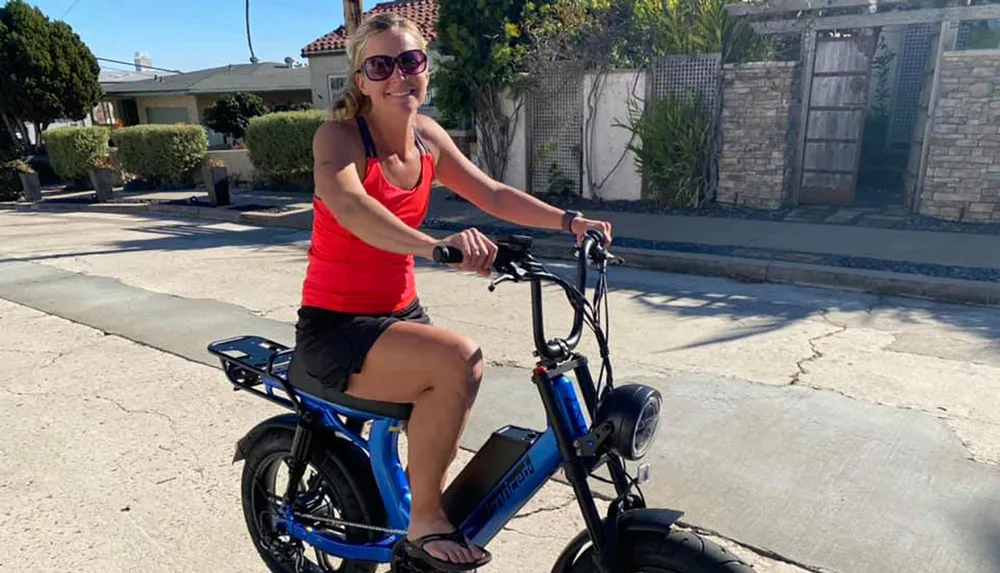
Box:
[213,232,636,566]
[232,347,622,564]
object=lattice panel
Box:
[529,68,584,196]
[650,53,723,113]
[956,20,972,50]
[890,23,934,144]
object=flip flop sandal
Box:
[400,530,492,571]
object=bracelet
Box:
[562,210,582,233]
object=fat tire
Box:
[568,528,754,573]
[240,430,387,573]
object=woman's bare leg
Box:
[345,321,486,565]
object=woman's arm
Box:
[418,116,612,243]
[312,120,441,260]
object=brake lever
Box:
[488,274,515,292]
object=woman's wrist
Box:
[562,209,582,233]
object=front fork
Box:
[532,357,644,573]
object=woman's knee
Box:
[439,334,484,402]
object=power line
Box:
[246,0,258,63]
[96,56,182,74]
[60,0,82,19]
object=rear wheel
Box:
[241,430,388,573]
[567,529,754,573]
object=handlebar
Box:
[432,230,611,362]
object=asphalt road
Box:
[2,210,999,573]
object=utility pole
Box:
[344,0,362,35]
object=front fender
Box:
[549,508,685,573]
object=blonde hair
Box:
[331,13,428,121]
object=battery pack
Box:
[442,425,540,526]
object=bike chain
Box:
[294,510,408,536]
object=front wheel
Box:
[568,529,754,573]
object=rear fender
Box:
[232,413,300,463]
[231,413,371,467]
[549,508,685,573]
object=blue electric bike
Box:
[208,230,752,573]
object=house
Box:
[300,0,441,115]
[101,60,312,146]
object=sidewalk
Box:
[5,185,1000,307]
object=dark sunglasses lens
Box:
[398,50,427,74]
[364,56,394,80]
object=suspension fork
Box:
[532,364,607,556]
[282,410,316,506]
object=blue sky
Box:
[18,0,358,72]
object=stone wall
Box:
[920,50,1000,222]
[717,61,800,210]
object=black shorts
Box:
[294,298,432,393]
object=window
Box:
[328,74,347,101]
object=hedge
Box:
[111,124,208,185]
[245,110,327,187]
[43,126,110,180]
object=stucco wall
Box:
[581,70,644,201]
[306,52,352,110]
[206,149,257,185]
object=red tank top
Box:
[301,116,434,314]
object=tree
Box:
[0,0,102,137]
[203,92,270,144]
[433,0,542,182]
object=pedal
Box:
[390,543,436,573]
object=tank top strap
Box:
[414,128,430,156]
[355,116,378,158]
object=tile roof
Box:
[301,0,439,57]
[101,62,310,96]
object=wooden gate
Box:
[799,29,878,206]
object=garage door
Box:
[146,106,190,124]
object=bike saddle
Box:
[286,354,413,420]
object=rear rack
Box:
[207,335,298,412]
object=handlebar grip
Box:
[432,245,464,264]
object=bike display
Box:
[208,229,753,572]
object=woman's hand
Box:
[571,217,613,246]
[442,227,497,277]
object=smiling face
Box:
[355,28,429,117]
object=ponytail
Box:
[331,79,371,122]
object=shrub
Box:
[42,125,110,180]
[245,109,327,188]
[112,124,208,186]
[618,92,713,208]
[0,161,23,201]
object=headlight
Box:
[596,384,662,460]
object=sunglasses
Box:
[360,49,428,82]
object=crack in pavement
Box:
[790,317,849,385]
[508,496,577,522]
[501,497,578,539]
[1,386,207,475]
[674,520,837,573]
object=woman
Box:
[296,12,613,570]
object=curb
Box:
[5,200,999,308]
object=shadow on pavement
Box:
[0,222,311,265]
[8,216,1000,352]
[538,255,1000,349]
